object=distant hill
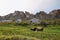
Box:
[0,9,60,20]
[49,9,60,19]
[35,11,48,20]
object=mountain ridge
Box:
[0,9,60,20]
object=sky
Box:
[0,0,60,16]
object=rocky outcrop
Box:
[3,11,26,20]
[25,11,34,20]
[49,9,60,20]
[0,9,60,21]
[35,11,48,20]
[0,11,34,21]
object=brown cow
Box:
[31,27,44,31]
[36,27,43,31]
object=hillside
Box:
[0,9,60,20]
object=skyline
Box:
[0,0,60,16]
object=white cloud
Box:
[0,0,60,16]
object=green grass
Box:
[0,23,60,40]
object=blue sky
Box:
[0,0,60,16]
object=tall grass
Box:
[0,23,60,40]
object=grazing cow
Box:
[31,27,44,31]
[40,22,48,27]
[36,27,43,31]
[31,27,37,31]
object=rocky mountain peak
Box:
[0,9,60,20]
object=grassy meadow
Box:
[0,22,60,40]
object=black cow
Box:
[31,27,36,31]
[40,22,48,27]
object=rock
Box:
[35,11,48,20]
[49,9,60,19]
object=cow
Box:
[40,22,48,27]
[36,27,43,31]
[31,27,44,31]
[31,27,37,31]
